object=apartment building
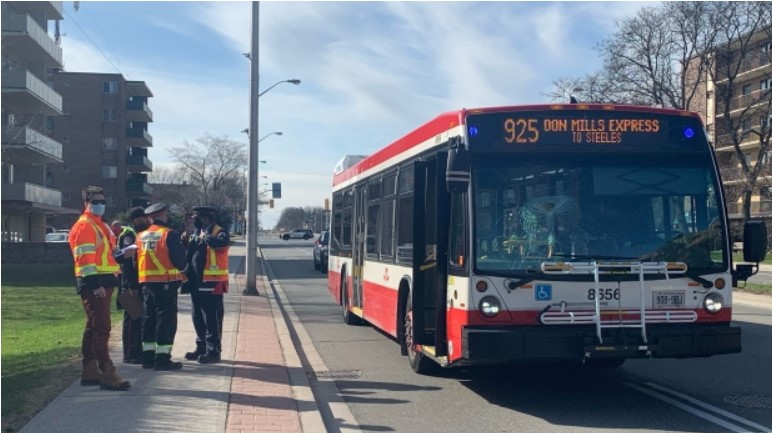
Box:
[688,29,772,220]
[48,72,154,228]
[1,1,77,241]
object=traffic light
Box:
[269,199,274,208]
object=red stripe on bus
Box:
[331,104,700,188]
[333,111,461,187]
[362,280,399,337]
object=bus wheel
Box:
[404,296,435,374]
[341,275,360,325]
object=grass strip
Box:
[1,264,121,432]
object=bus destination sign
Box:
[466,111,704,151]
[503,117,660,144]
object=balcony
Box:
[715,52,771,83]
[9,2,63,20]
[2,12,63,67]
[126,127,152,147]
[126,81,153,98]
[715,88,771,114]
[1,68,62,115]
[1,125,62,164]
[126,99,153,123]
[126,153,153,172]
[126,180,152,196]
[2,182,62,207]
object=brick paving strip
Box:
[227,272,303,433]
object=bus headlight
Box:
[479,296,501,317]
[703,292,724,314]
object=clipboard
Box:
[117,290,143,320]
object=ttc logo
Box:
[535,284,552,301]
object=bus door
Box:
[411,155,449,356]
[352,186,366,308]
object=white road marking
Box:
[625,382,770,433]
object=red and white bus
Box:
[327,103,766,373]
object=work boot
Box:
[80,359,101,386]
[184,348,205,361]
[197,352,221,364]
[154,354,182,371]
[98,361,131,391]
[142,351,156,369]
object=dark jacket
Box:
[185,223,230,289]
[115,225,140,291]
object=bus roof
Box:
[332,103,703,188]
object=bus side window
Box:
[449,193,467,270]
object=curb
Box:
[257,248,329,433]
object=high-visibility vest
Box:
[69,212,120,277]
[136,225,182,283]
[118,226,136,248]
[202,225,229,282]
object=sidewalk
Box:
[19,240,323,433]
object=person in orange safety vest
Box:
[183,206,230,364]
[69,186,131,391]
[135,202,187,371]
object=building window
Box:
[64,107,71,115]
[102,137,118,150]
[46,117,54,130]
[64,79,71,87]
[103,81,118,94]
[63,136,70,143]
[102,166,117,178]
[102,109,117,121]
[761,78,771,91]
[62,164,70,172]
[742,84,752,96]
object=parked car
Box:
[313,230,330,273]
[282,228,313,240]
[45,232,69,243]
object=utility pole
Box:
[244,2,260,295]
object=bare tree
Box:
[707,4,771,220]
[275,207,307,232]
[547,2,771,221]
[168,133,248,210]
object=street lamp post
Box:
[244,3,301,296]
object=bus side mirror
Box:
[743,220,767,263]
[446,144,470,193]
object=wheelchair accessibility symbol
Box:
[535,284,552,301]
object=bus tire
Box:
[341,273,360,325]
[404,295,436,375]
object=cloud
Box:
[58,1,654,229]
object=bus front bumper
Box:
[461,324,741,363]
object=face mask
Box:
[193,217,203,228]
[90,204,105,216]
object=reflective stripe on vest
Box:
[202,225,228,282]
[72,215,120,277]
[137,226,182,283]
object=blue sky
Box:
[59,1,650,228]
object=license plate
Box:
[653,291,685,309]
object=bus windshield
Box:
[472,154,727,276]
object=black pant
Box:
[122,309,142,360]
[141,282,180,354]
[190,289,223,355]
